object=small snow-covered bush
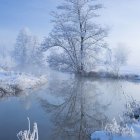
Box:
[91,99,140,140]
[17,118,38,140]
[105,118,134,136]
[123,99,140,123]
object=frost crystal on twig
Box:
[17,117,38,140]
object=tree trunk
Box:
[80,36,84,74]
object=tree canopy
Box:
[42,0,108,73]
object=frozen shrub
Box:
[105,118,134,136]
[123,99,140,123]
[17,118,38,140]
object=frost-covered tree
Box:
[42,0,107,73]
[14,28,43,68]
[105,44,129,76]
[0,45,15,70]
[14,28,32,67]
[29,36,43,66]
[113,45,128,75]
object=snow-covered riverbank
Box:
[91,122,140,140]
[0,69,47,95]
[91,99,140,140]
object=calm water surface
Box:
[0,71,140,140]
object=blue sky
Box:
[0,0,140,66]
[0,0,59,41]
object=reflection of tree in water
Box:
[40,77,110,140]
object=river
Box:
[0,70,140,140]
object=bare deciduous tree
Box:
[13,28,43,68]
[42,0,107,74]
[112,45,129,75]
[0,45,15,70]
[105,44,129,76]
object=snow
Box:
[91,122,140,140]
[17,117,38,140]
[0,70,47,93]
[15,73,47,90]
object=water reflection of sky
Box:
[0,71,140,140]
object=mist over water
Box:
[0,71,140,140]
[0,0,140,139]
